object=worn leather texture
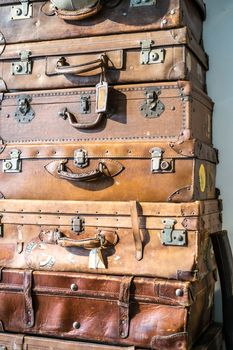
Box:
[0,28,208,92]
[0,81,213,145]
[0,0,205,44]
[0,140,217,201]
[192,323,223,350]
[0,270,216,348]
[0,199,221,280]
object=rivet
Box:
[71,283,78,291]
[73,321,80,329]
[162,19,167,25]
[178,235,183,242]
[176,289,184,297]
[170,9,175,15]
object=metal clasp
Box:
[74,149,88,168]
[130,0,156,7]
[140,40,165,65]
[15,95,35,123]
[11,0,33,20]
[11,51,32,75]
[161,219,186,246]
[3,149,22,173]
[71,216,85,234]
[141,88,165,118]
[80,95,91,114]
[150,147,173,173]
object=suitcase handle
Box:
[54,0,102,21]
[55,54,106,76]
[57,159,123,181]
[57,230,118,249]
[59,107,105,129]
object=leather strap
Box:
[23,270,34,328]
[130,201,143,261]
[151,332,188,349]
[118,276,133,339]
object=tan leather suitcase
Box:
[0,269,216,348]
[0,199,221,280]
[0,0,206,44]
[0,27,208,92]
[0,323,223,349]
[0,81,213,145]
[0,140,217,202]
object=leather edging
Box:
[151,332,188,349]
[118,276,133,339]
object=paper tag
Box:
[89,248,106,269]
[96,81,108,113]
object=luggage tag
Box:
[96,68,108,113]
[89,248,106,269]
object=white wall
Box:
[204,0,233,322]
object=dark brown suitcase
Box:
[0,27,208,92]
[0,140,217,202]
[192,323,223,350]
[0,81,213,145]
[0,199,221,280]
[0,0,206,44]
[0,269,216,349]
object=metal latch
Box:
[71,217,85,234]
[74,149,88,168]
[11,0,32,20]
[161,219,186,246]
[0,346,6,350]
[141,88,165,118]
[80,95,91,114]
[3,149,22,173]
[130,0,156,7]
[11,51,32,75]
[150,147,173,173]
[15,95,35,123]
[140,40,165,65]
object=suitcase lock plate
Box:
[11,0,32,20]
[74,149,88,168]
[80,95,91,114]
[3,149,22,173]
[11,51,32,75]
[130,0,156,7]
[15,95,35,123]
[161,219,186,246]
[141,88,165,118]
[71,216,85,234]
[140,40,165,65]
[150,147,173,173]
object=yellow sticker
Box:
[199,164,206,193]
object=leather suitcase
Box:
[0,81,213,146]
[0,140,217,202]
[0,323,223,349]
[0,0,206,45]
[0,269,216,348]
[0,199,221,280]
[0,27,208,92]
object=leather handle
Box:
[55,1,102,21]
[57,230,118,249]
[57,160,107,181]
[59,107,105,130]
[55,55,106,76]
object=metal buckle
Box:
[80,95,91,114]
[11,0,33,20]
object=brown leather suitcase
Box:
[0,81,213,145]
[0,0,206,45]
[0,323,223,349]
[0,140,217,202]
[0,269,216,348]
[0,199,221,280]
[0,27,208,92]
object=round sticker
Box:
[199,164,206,193]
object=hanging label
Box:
[96,80,108,113]
[89,248,106,269]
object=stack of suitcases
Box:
[0,0,224,349]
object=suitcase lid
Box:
[0,268,216,307]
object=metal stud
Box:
[175,289,184,297]
[70,283,78,291]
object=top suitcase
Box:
[0,0,206,45]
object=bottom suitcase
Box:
[0,323,223,349]
[0,269,215,349]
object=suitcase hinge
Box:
[15,95,35,123]
[11,0,33,20]
[130,0,156,7]
[11,51,32,75]
[71,216,85,234]
[140,40,165,65]
[74,149,88,168]
[161,219,187,246]
[2,149,22,173]
[141,88,165,118]
[150,147,173,173]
